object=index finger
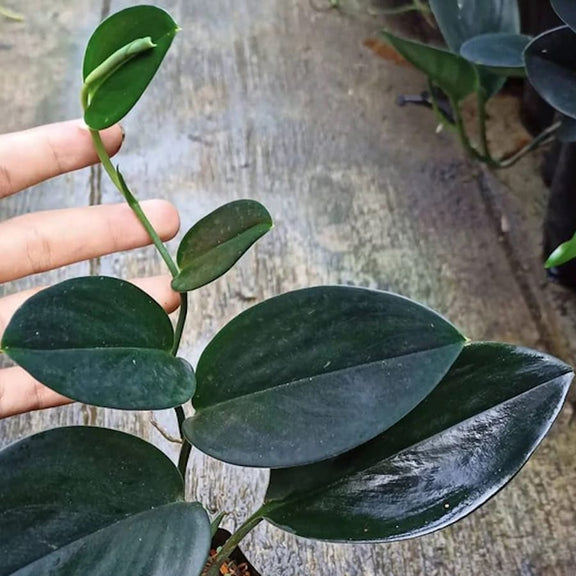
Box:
[0,120,123,198]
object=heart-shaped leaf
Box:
[552,0,576,33]
[184,286,465,468]
[83,6,179,130]
[172,200,273,292]
[1,276,195,410]
[460,33,530,77]
[545,232,576,268]
[429,0,520,52]
[558,114,576,142]
[262,343,572,542]
[525,26,576,119]
[381,31,478,102]
[0,426,211,576]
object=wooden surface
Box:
[2,2,576,574]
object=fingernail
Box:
[119,123,126,142]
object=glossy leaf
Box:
[525,26,576,119]
[172,200,273,292]
[0,427,211,576]
[184,286,465,468]
[558,114,576,143]
[381,31,478,102]
[545,232,576,268]
[552,0,576,33]
[83,6,178,129]
[460,33,530,77]
[1,276,195,410]
[429,0,520,52]
[263,343,572,542]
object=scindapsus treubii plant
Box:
[0,6,573,576]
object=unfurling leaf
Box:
[83,5,179,129]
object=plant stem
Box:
[476,91,491,161]
[205,512,264,576]
[177,439,192,480]
[172,292,188,355]
[449,95,486,163]
[494,121,561,169]
[88,130,180,277]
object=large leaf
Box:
[525,26,576,119]
[0,427,211,576]
[381,31,478,102]
[552,0,576,33]
[184,286,465,468]
[429,0,520,52]
[172,200,273,292]
[263,343,572,542]
[1,276,195,410]
[83,6,179,130]
[460,33,530,77]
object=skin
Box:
[0,119,181,419]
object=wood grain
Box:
[1,1,576,574]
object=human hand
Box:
[0,120,181,418]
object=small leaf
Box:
[184,286,465,468]
[525,26,576,119]
[1,276,195,410]
[429,0,520,52]
[460,33,530,77]
[263,343,572,542]
[557,114,576,143]
[172,200,273,292]
[381,31,478,102]
[0,427,210,576]
[545,232,576,268]
[83,6,179,129]
[552,0,576,33]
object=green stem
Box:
[494,121,561,169]
[449,95,486,163]
[171,293,188,355]
[0,5,24,20]
[87,129,180,277]
[205,512,264,576]
[177,439,192,479]
[476,91,491,161]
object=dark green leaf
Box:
[381,31,478,102]
[83,6,179,129]
[460,33,530,77]
[172,200,273,292]
[0,427,210,576]
[263,343,572,542]
[184,286,465,468]
[525,26,576,119]
[552,0,576,33]
[429,0,520,52]
[429,0,520,97]
[558,114,576,143]
[1,276,195,410]
[545,232,576,268]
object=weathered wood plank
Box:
[1,1,576,574]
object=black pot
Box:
[209,528,262,576]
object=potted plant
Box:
[0,6,573,575]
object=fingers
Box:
[0,199,180,283]
[0,367,72,419]
[0,120,123,198]
[0,274,181,420]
